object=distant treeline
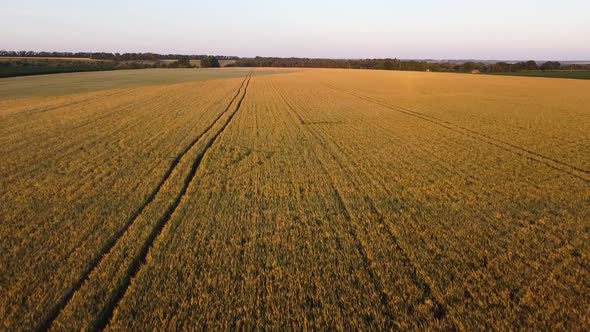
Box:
[0,52,226,77]
[228,57,590,72]
[0,57,208,78]
[0,58,152,78]
[0,50,238,61]
[2,50,589,77]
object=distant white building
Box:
[471,69,481,74]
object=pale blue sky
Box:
[1,0,589,60]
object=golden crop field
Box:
[1,68,588,330]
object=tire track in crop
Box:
[2,89,223,279]
[328,181,395,329]
[295,82,478,185]
[324,82,590,183]
[311,82,574,270]
[1,88,171,183]
[312,123,464,330]
[312,154,396,329]
[317,81,585,329]
[279,81,490,326]
[37,75,250,332]
[96,74,251,330]
[273,80,464,330]
[271,80,395,329]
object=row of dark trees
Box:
[452,60,567,73]
[200,56,220,68]
[0,50,237,61]
[0,56,217,77]
[2,50,588,73]
[228,57,590,72]
[0,58,160,78]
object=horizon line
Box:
[1,50,590,63]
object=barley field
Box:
[1,68,588,330]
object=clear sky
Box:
[1,0,589,60]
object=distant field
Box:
[0,68,280,98]
[489,70,590,80]
[1,69,588,330]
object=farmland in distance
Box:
[1,68,588,330]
